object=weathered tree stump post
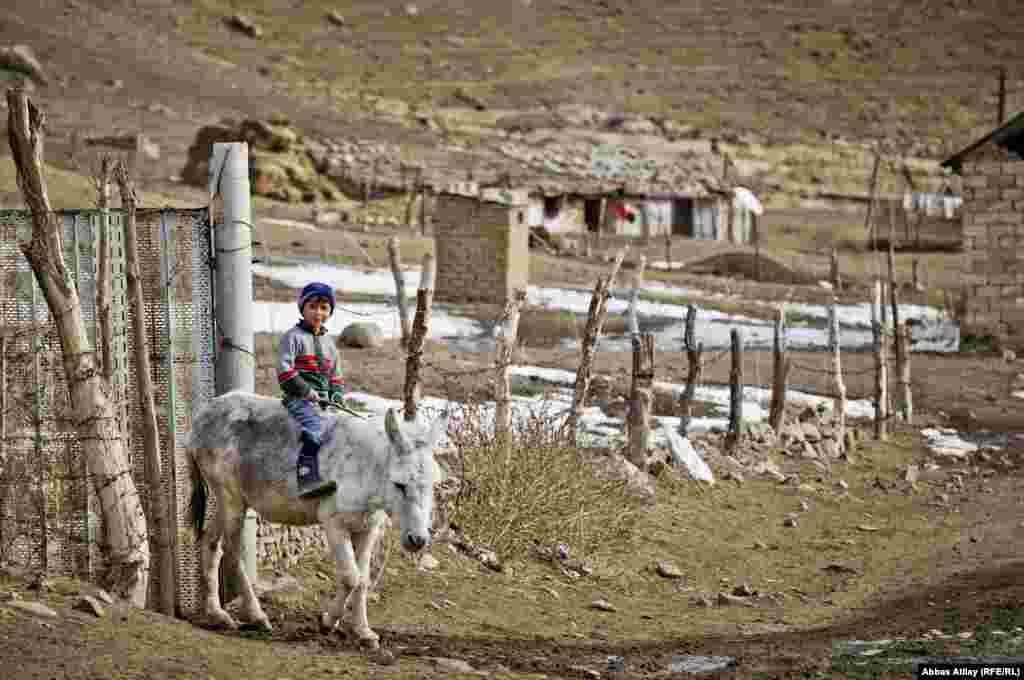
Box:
[387,236,412,348]
[403,254,434,422]
[871,280,888,440]
[898,320,913,423]
[830,247,841,292]
[566,249,626,438]
[912,258,922,291]
[625,257,651,467]
[115,161,175,615]
[829,299,847,453]
[887,244,903,420]
[494,289,527,442]
[678,304,703,438]
[724,328,744,455]
[768,307,789,432]
[628,333,655,469]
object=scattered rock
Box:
[225,14,263,38]
[339,322,385,349]
[655,561,683,579]
[717,592,753,607]
[326,10,346,27]
[801,422,822,442]
[798,499,811,512]
[857,524,881,532]
[689,594,715,608]
[374,649,397,665]
[404,3,420,17]
[431,657,475,674]
[6,600,57,618]
[835,479,849,491]
[903,465,920,484]
[783,516,798,528]
[590,598,616,612]
[0,45,49,86]
[418,553,439,571]
[820,438,840,459]
[732,583,756,597]
[73,596,106,618]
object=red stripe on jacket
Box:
[278,369,297,381]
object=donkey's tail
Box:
[188,452,209,541]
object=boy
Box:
[278,282,346,498]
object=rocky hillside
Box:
[0,1,1021,208]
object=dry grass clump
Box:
[443,403,640,560]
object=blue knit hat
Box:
[298,282,335,316]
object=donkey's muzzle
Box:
[404,532,427,552]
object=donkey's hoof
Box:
[320,612,339,634]
[205,609,238,630]
[355,628,380,650]
[239,618,273,633]
[359,635,381,651]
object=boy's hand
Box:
[305,390,319,402]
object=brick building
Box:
[942,112,1024,338]
[432,183,530,305]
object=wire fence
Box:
[0,207,215,616]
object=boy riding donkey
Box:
[279,282,347,498]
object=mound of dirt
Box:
[684,251,820,286]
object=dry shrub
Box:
[444,402,639,560]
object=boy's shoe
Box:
[296,432,337,498]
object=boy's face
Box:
[302,297,332,330]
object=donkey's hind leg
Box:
[199,506,236,629]
[221,509,272,632]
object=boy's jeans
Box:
[285,398,322,445]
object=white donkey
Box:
[187,390,445,648]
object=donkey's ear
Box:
[384,409,409,455]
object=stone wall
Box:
[959,141,1024,335]
[256,520,327,570]
[433,192,530,305]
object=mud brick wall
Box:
[959,141,1024,335]
[433,193,530,305]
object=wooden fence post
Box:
[828,299,847,452]
[678,304,703,438]
[626,257,650,468]
[912,258,922,291]
[628,333,655,469]
[898,320,913,423]
[403,254,434,422]
[387,236,412,348]
[830,247,841,292]
[724,328,744,454]
[872,280,888,440]
[567,249,626,438]
[494,289,526,441]
[768,307,788,432]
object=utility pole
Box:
[209,142,257,599]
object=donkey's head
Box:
[381,408,446,553]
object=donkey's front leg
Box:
[346,525,385,648]
[320,516,357,635]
